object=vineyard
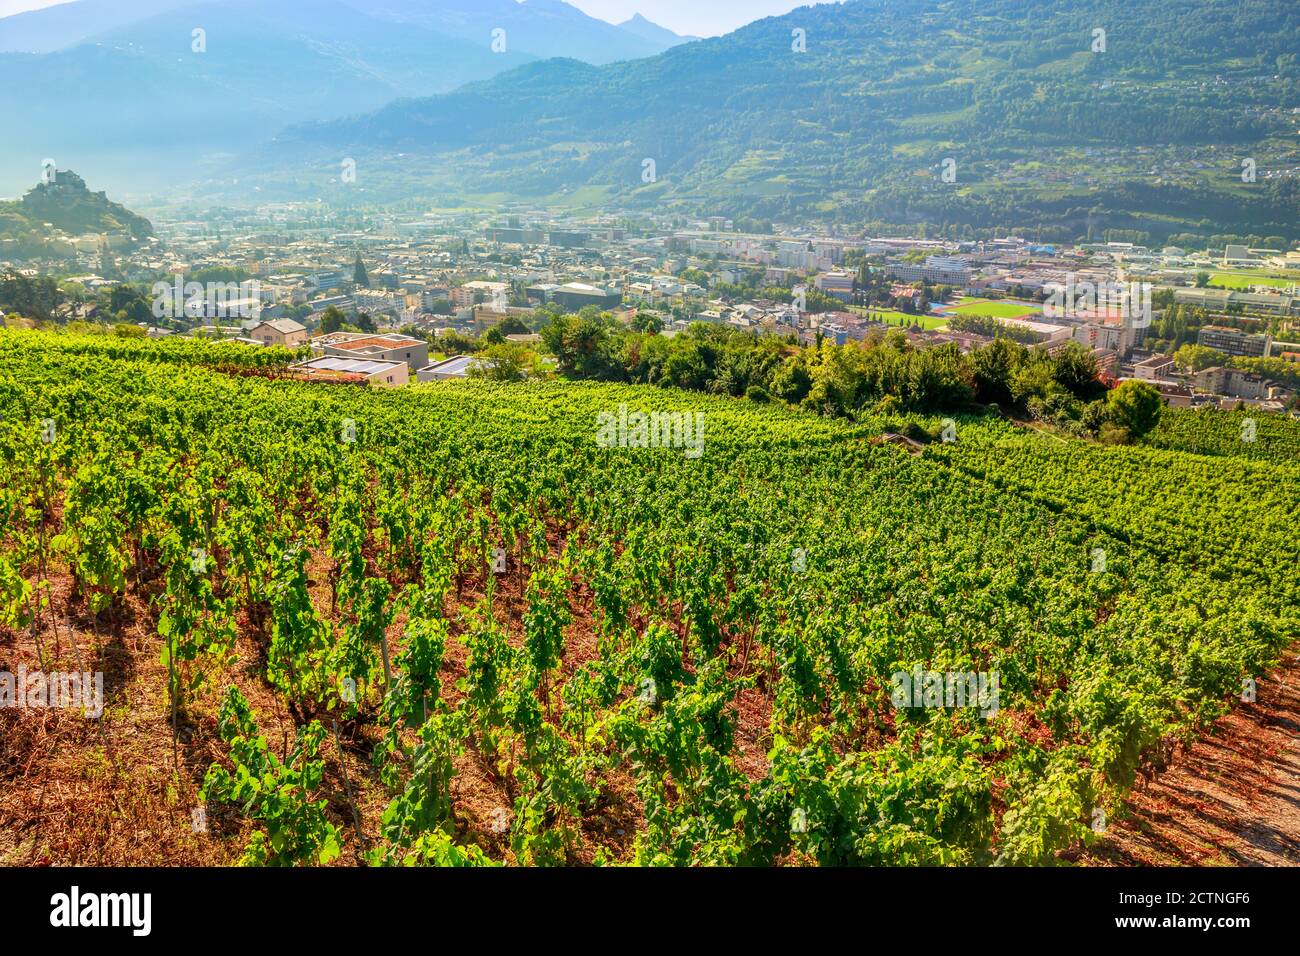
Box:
[1143,406,1300,463]
[0,329,1296,866]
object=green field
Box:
[1208,272,1297,291]
[948,298,1043,318]
[850,306,949,330]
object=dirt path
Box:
[1083,650,1300,866]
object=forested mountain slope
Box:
[270,0,1299,239]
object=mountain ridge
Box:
[0,0,698,194]
[618,12,697,45]
[262,0,1299,241]
[0,0,693,57]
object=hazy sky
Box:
[0,0,812,37]
[0,0,50,15]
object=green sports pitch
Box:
[944,298,1043,318]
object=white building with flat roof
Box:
[416,355,487,382]
[292,356,408,387]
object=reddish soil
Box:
[5,550,1297,867]
[1080,650,1300,866]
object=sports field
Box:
[1208,272,1296,290]
[944,298,1043,318]
[850,306,949,330]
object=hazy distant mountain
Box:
[344,0,691,63]
[0,0,693,60]
[0,0,196,53]
[265,0,1299,241]
[86,0,534,101]
[0,0,535,194]
[617,12,696,46]
[0,0,695,195]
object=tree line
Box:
[539,311,1162,442]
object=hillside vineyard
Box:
[1,331,1297,865]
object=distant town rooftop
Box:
[252,318,305,334]
[998,317,1071,335]
[419,355,483,378]
[294,356,405,377]
[312,332,423,349]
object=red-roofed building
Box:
[311,332,429,369]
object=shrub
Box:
[1099,423,1132,445]
[1107,380,1162,438]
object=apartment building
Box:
[1199,370,1294,404]
[998,317,1074,346]
[1193,366,1273,400]
[1092,348,1119,376]
[453,281,510,308]
[1196,325,1272,358]
[307,294,355,318]
[1134,355,1175,381]
[308,269,346,292]
[814,271,855,303]
[1072,322,1137,355]
[886,256,972,285]
[1174,287,1299,316]
[353,289,405,314]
